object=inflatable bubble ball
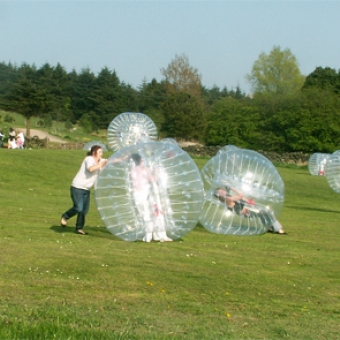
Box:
[83,141,108,152]
[325,152,340,194]
[308,153,331,176]
[217,144,238,154]
[94,141,204,242]
[199,149,285,236]
[107,112,158,152]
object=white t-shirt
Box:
[72,156,100,190]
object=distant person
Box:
[0,130,4,148]
[16,130,25,149]
[61,145,108,235]
[8,128,17,149]
[214,185,287,235]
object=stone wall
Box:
[181,145,310,166]
[39,138,309,166]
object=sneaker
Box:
[60,217,67,227]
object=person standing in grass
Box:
[16,130,25,149]
[8,127,17,149]
[130,153,172,242]
[61,145,107,235]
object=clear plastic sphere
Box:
[107,112,158,151]
[325,152,340,193]
[94,141,204,242]
[217,145,238,154]
[308,153,331,176]
[83,141,108,152]
[199,149,285,236]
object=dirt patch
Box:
[27,129,67,143]
[178,141,203,147]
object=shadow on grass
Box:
[286,204,340,214]
[50,225,118,240]
[49,225,185,242]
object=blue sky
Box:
[1,1,339,94]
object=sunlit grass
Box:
[0,149,339,339]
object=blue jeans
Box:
[62,186,90,230]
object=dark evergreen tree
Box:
[6,63,53,136]
[137,78,167,134]
[120,82,139,114]
[69,67,97,124]
[0,62,19,108]
[91,67,123,130]
[50,63,72,122]
[161,92,206,141]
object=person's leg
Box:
[62,186,80,221]
[153,217,172,241]
[75,189,90,232]
[271,220,286,234]
[257,210,272,227]
[134,191,154,242]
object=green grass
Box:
[1,149,340,339]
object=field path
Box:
[28,129,67,143]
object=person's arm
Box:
[106,155,129,166]
[229,187,245,202]
[88,158,107,173]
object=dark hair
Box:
[213,189,227,203]
[87,145,102,156]
[130,153,142,166]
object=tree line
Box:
[0,48,340,153]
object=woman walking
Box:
[61,145,107,234]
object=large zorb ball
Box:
[107,112,158,152]
[325,152,340,193]
[94,141,204,242]
[83,141,108,152]
[199,149,285,236]
[308,153,331,176]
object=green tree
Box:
[204,97,260,147]
[137,78,167,134]
[50,63,72,122]
[246,46,305,95]
[161,53,202,98]
[91,67,123,129]
[0,62,19,109]
[6,64,52,136]
[302,66,340,95]
[161,92,205,141]
[69,68,96,124]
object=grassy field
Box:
[1,149,340,339]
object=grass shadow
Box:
[285,204,340,214]
[50,225,116,239]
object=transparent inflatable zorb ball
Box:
[199,149,285,236]
[94,141,204,242]
[107,112,158,152]
[308,153,331,176]
[217,144,238,154]
[83,141,108,152]
[325,152,340,193]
